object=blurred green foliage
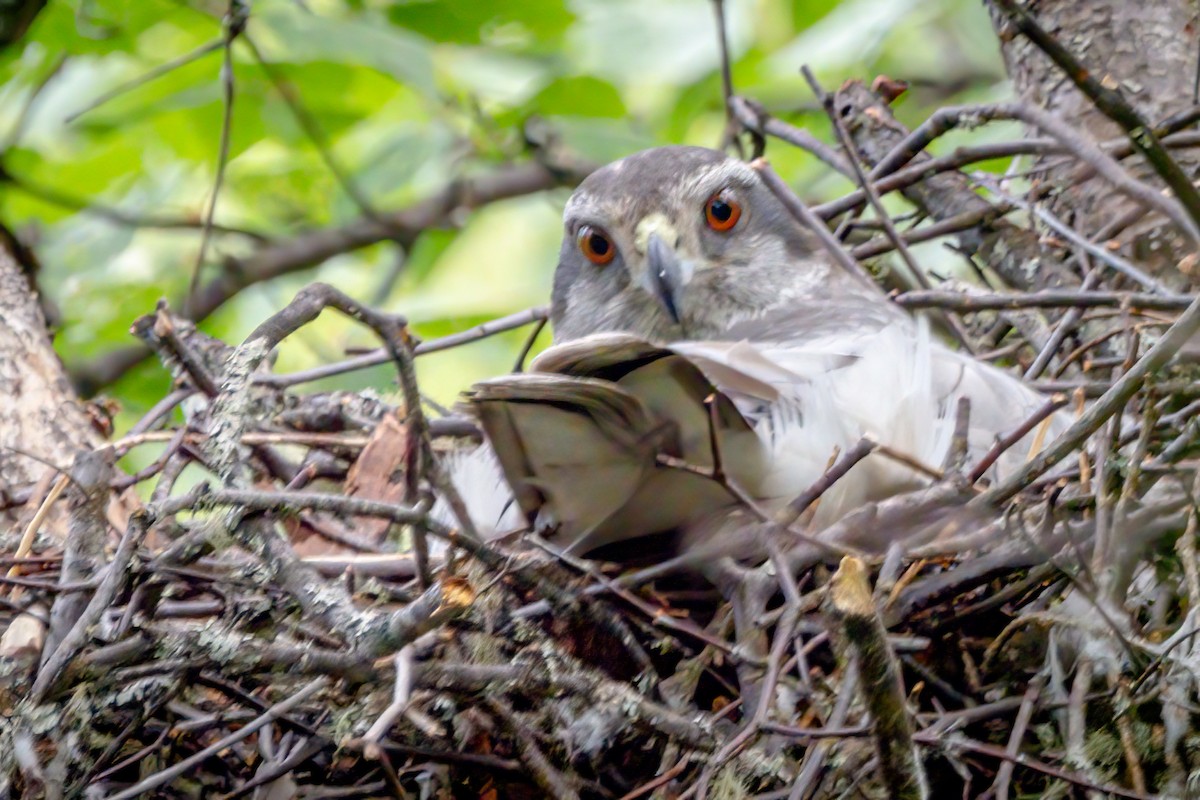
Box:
[0,0,1012,451]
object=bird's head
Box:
[550,146,862,342]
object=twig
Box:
[711,0,740,154]
[526,535,742,658]
[487,696,582,800]
[827,557,928,800]
[752,159,878,290]
[1024,261,1101,380]
[871,101,1200,243]
[912,730,1154,800]
[0,169,267,240]
[989,673,1044,800]
[512,316,548,372]
[243,33,382,220]
[979,290,1200,504]
[361,645,417,748]
[185,3,246,318]
[416,659,716,751]
[943,397,971,475]
[1110,671,1147,795]
[31,511,150,702]
[788,662,859,799]
[849,202,1016,260]
[1064,658,1096,783]
[967,394,1068,483]
[40,451,114,667]
[258,306,549,388]
[696,603,799,796]
[3,55,67,151]
[730,96,851,175]
[71,159,586,393]
[804,66,975,353]
[157,485,426,526]
[774,437,877,529]
[973,172,1172,293]
[103,677,329,800]
[5,474,69,594]
[64,38,224,124]
[813,129,1200,221]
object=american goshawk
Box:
[460,146,1073,556]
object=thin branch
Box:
[2,55,68,151]
[0,169,268,240]
[711,0,741,154]
[31,511,149,702]
[257,306,549,389]
[814,129,1200,221]
[872,101,1200,243]
[967,394,1068,484]
[774,436,877,529]
[103,677,329,800]
[804,66,975,353]
[730,95,851,175]
[893,289,1194,313]
[752,158,878,289]
[979,291,1200,504]
[1024,261,1101,380]
[242,32,382,220]
[185,4,245,317]
[64,39,224,124]
[973,172,1172,293]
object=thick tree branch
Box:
[990,0,1200,231]
[69,158,593,395]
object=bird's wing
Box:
[466,374,657,539]
[466,364,762,554]
[928,344,1074,477]
[671,317,1075,522]
[467,317,1074,555]
[528,332,670,375]
[650,320,949,523]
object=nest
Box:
[4,52,1200,800]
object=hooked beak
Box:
[646,232,687,324]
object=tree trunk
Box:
[0,242,101,534]
[987,0,1200,287]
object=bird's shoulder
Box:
[722,288,904,345]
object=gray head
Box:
[551,146,871,342]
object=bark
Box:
[835,81,1075,292]
[0,0,47,49]
[987,0,1200,287]
[0,242,102,533]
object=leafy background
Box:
[0,0,1011,454]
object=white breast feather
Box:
[433,443,524,539]
[462,316,1076,545]
[746,318,1069,525]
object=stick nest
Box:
[3,79,1200,800]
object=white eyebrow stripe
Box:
[679,159,758,198]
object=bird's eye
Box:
[704,190,742,232]
[577,225,616,265]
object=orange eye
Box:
[704,190,742,232]
[577,225,616,265]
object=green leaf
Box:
[528,75,625,118]
[251,5,435,98]
[402,229,459,286]
[387,0,574,47]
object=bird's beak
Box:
[646,232,687,324]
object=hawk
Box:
[456,146,1072,556]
